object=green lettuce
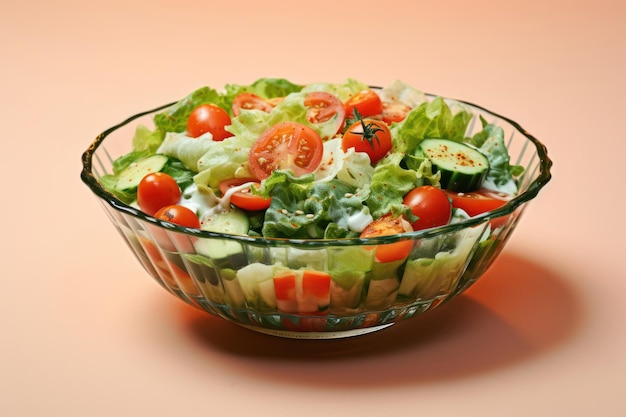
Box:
[257,171,369,239]
[471,116,525,194]
[154,86,229,135]
[364,152,438,220]
[390,96,473,154]
[224,78,303,100]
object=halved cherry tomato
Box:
[303,91,345,138]
[342,118,392,164]
[232,93,273,116]
[218,177,272,211]
[137,172,181,216]
[382,100,412,124]
[360,214,414,263]
[444,189,513,228]
[186,103,233,141]
[344,89,383,119]
[403,186,452,230]
[248,121,324,180]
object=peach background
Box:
[2,0,625,416]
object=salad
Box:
[101,78,523,245]
[98,78,526,329]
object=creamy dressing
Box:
[346,209,373,233]
[179,181,256,223]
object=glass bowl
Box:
[81,91,552,339]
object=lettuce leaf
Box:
[301,78,369,102]
[471,116,524,194]
[365,152,439,220]
[258,172,369,239]
[224,78,303,99]
[153,86,229,135]
[390,96,473,154]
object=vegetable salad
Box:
[101,78,523,243]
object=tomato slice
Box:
[218,178,271,211]
[381,100,411,124]
[344,89,383,119]
[360,214,414,263]
[232,93,274,116]
[444,189,513,228]
[248,121,324,180]
[303,92,345,138]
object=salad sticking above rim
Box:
[98,78,525,243]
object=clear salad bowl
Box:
[81,90,552,339]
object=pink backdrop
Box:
[2,0,625,416]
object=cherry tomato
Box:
[232,93,273,116]
[444,189,513,228]
[218,178,272,211]
[137,172,181,216]
[248,121,324,180]
[382,101,411,124]
[152,205,200,253]
[403,186,452,231]
[186,103,233,141]
[304,91,345,137]
[344,89,383,119]
[154,205,200,229]
[342,118,392,164]
[360,214,414,263]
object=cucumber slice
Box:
[419,139,489,192]
[114,154,169,191]
[195,208,249,261]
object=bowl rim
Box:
[80,89,552,248]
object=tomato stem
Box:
[346,108,382,147]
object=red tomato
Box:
[444,189,513,228]
[344,89,383,119]
[154,205,200,229]
[248,121,324,180]
[303,91,345,137]
[218,178,272,211]
[232,93,273,116]
[360,214,414,263]
[274,273,298,312]
[382,101,411,124]
[186,103,233,141]
[301,270,331,300]
[137,172,181,216]
[403,186,452,230]
[342,118,392,164]
[151,205,199,253]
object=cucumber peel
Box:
[419,139,489,192]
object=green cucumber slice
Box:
[195,208,249,260]
[114,154,169,192]
[419,139,489,192]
